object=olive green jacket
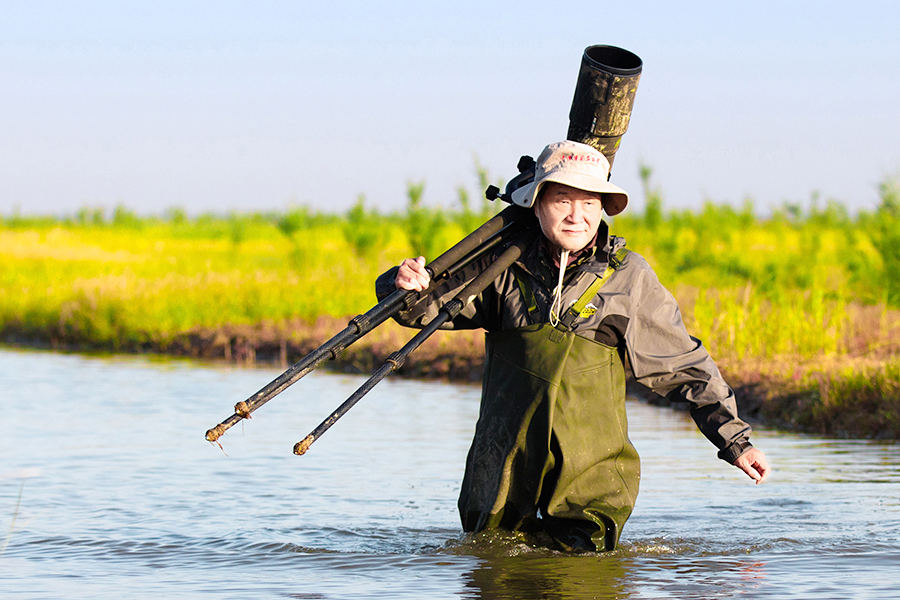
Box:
[376,221,754,464]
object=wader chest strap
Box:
[558,247,630,330]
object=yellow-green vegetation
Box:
[610,171,898,363]
[0,206,473,348]
[2,170,899,437]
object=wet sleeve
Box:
[374,258,496,331]
[623,261,753,464]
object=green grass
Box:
[2,174,899,359]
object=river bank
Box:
[5,314,898,440]
[3,192,899,439]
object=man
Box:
[376,140,770,552]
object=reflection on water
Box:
[465,554,631,600]
[1,347,899,599]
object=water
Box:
[1,347,899,599]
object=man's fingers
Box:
[746,464,763,484]
[735,448,770,485]
[395,257,431,291]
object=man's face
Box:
[533,182,604,252]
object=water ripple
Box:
[3,348,900,599]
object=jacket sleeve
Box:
[622,256,753,464]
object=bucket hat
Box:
[511,140,629,216]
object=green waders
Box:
[458,260,640,552]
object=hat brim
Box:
[510,176,629,216]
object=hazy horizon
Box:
[3,1,898,218]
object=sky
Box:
[2,1,899,217]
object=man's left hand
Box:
[734,448,770,484]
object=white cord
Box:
[549,249,569,327]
